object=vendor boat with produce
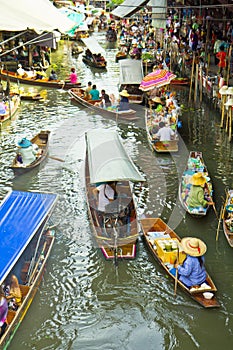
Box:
[145,91,180,153]
[179,151,214,217]
[222,189,233,247]
[140,217,219,308]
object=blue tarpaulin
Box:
[0,190,58,284]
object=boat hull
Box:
[179,151,212,217]
[140,217,220,308]
[223,190,233,247]
[68,88,138,121]
[145,109,179,153]
[0,94,21,126]
[0,70,81,89]
[0,229,55,348]
[10,130,50,176]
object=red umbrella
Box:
[139,69,177,91]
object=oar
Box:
[48,155,65,162]
[174,245,179,296]
[205,184,218,219]
[216,206,224,241]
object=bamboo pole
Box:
[220,94,227,128]
[229,105,232,141]
[199,65,203,103]
[226,45,232,86]
[226,105,230,132]
[194,63,199,103]
[189,53,195,103]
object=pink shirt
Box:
[70,72,78,84]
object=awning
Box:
[0,190,58,284]
[119,59,144,86]
[81,37,105,54]
[111,0,149,19]
[86,130,145,184]
[0,0,76,34]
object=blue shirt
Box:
[178,255,206,288]
[89,89,100,100]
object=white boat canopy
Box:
[0,0,76,34]
[119,59,144,86]
[86,130,145,184]
[81,37,105,55]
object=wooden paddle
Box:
[174,245,179,296]
[205,183,218,219]
[48,156,65,162]
[216,206,224,241]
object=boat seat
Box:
[6,309,16,325]
[19,284,30,298]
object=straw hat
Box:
[152,96,163,104]
[226,87,233,95]
[18,138,32,148]
[219,85,228,95]
[181,237,207,257]
[119,90,129,97]
[190,172,206,186]
[225,98,233,107]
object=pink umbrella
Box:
[139,69,177,91]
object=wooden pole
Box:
[229,106,232,141]
[220,94,226,128]
[189,53,195,103]
[199,65,203,103]
[226,45,232,86]
[194,63,199,103]
[226,105,230,132]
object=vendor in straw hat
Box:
[174,237,207,288]
[186,172,213,209]
[118,89,130,111]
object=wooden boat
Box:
[0,190,58,348]
[0,69,81,90]
[140,217,220,308]
[11,130,50,176]
[145,109,179,153]
[68,88,138,121]
[170,77,190,85]
[222,189,233,247]
[179,151,213,217]
[81,37,107,69]
[0,94,21,127]
[118,59,144,104]
[115,51,127,63]
[85,129,145,262]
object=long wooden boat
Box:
[0,190,58,348]
[11,130,50,176]
[179,151,213,217]
[115,51,127,63]
[140,217,220,308]
[222,189,233,247]
[118,59,144,104]
[81,37,107,69]
[170,77,190,85]
[85,130,145,262]
[68,88,138,121]
[82,54,107,69]
[0,94,21,127]
[0,69,81,90]
[145,109,179,153]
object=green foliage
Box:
[107,0,124,9]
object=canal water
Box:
[1,31,233,350]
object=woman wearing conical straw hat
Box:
[186,172,213,209]
[174,237,207,288]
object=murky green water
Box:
[1,31,233,350]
